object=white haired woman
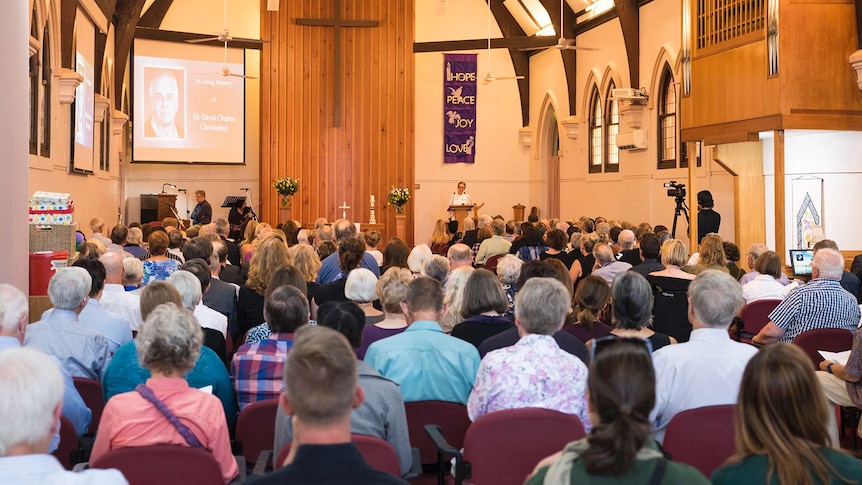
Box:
[345,268,384,325]
[91,303,238,483]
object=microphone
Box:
[240,187,250,191]
[164,203,173,208]
[178,188,187,192]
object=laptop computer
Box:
[788,249,815,277]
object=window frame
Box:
[588,85,602,174]
[657,64,677,170]
[604,80,619,173]
[39,26,51,157]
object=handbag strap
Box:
[647,458,668,485]
[134,384,205,449]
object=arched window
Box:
[588,85,602,173]
[604,80,619,172]
[29,4,39,155]
[40,26,51,157]
[657,64,676,169]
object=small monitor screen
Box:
[789,249,814,277]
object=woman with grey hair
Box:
[451,269,513,349]
[345,268,384,325]
[496,254,522,320]
[407,244,433,276]
[440,265,474,333]
[421,255,450,283]
[592,272,676,351]
[122,257,144,291]
[91,303,238,483]
[356,267,411,360]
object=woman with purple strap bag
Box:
[91,303,238,483]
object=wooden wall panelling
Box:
[113,0,146,103]
[856,0,862,48]
[261,0,414,244]
[60,0,76,69]
[713,141,766,256]
[782,1,862,114]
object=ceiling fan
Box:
[520,1,599,52]
[483,0,524,83]
[188,0,258,79]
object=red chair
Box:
[482,254,505,273]
[405,400,470,466]
[52,415,82,470]
[73,377,104,434]
[276,434,401,476]
[427,407,586,485]
[235,398,280,468]
[89,444,223,485]
[663,404,736,478]
[792,327,854,370]
[735,299,782,343]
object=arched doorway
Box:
[539,99,561,218]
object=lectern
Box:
[448,205,474,232]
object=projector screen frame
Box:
[129,35,250,165]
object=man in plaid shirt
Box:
[231,285,308,410]
[753,248,860,345]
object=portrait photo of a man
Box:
[143,68,185,139]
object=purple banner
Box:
[443,53,477,164]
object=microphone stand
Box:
[165,203,186,230]
[243,188,259,222]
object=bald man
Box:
[144,70,184,139]
[98,252,143,331]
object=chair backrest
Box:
[738,299,782,336]
[663,404,736,478]
[351,435,401,477]
[652,285,692,342]
[793,328,855,370]
[52,415,81,470]
[90,444,223,485]
[235,398,280,464]
[276,435,400,476]
[405,400,471,465]
[462,408,586,485]
[483,253,505,273]
[72,377,104,434]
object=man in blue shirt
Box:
[365,277,480,404]
[0,284,91,449]
[316,219,380,284]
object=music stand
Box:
[221,196,246,208]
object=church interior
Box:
[3,0,862,482]
[4,0,861,289]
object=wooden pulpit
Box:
[448,204,474,232]
[158,194,177,223]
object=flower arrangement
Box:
[273,177,300,207]
[388,186,411,215]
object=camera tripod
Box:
[671,196,690,239]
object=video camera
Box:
[664,181,686,199]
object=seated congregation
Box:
[2,212,862,484]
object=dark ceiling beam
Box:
[114,0,147,103]
[93,1,117,94]
[615,0,640,88]
[135,27,266,50]
[573,9,617,36]
[60,0,76,69]
[94,0,117,22]
[138,0,175,29]
[539,0,578,116]
[488,0,531,127]
[413,35,557,53]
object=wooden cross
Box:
[338,201,351,219]
[295,0,379,127]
